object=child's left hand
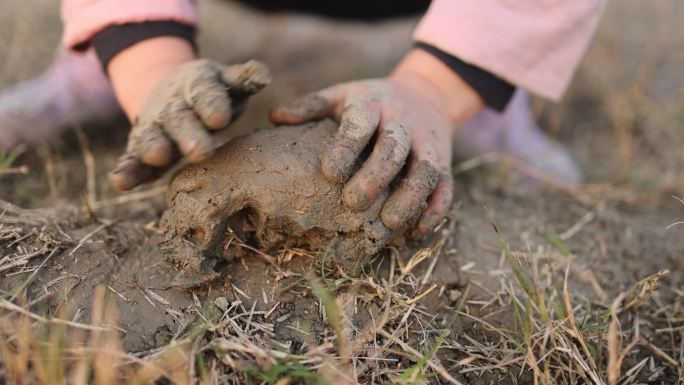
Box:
[271,49,483,235]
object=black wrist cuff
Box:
[415,42,515,112]
[93,21,197,74]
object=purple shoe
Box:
[453,90,583,186]
[0,48,119,150]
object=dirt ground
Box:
[1,0,683,384]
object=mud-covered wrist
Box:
[391,49,484,126]
[107,37,197,121]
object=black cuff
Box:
[93,21,197,74]
[415,42,515,112]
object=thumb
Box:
[270,90,338,125]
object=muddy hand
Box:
[271,77,456,235]
[109,59,270,191]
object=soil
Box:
[3,181,682,357]
[0,199,333,352]
[161,120,407,280]
[0,202,194,351]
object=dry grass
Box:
[0,286,200,385]
[1,209,682,384]
[1,135,683,385]
[0,145,28,176]
[477,212,682,385]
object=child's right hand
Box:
[108,57,270,191]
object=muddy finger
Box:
[219,60,271,94]
[380,148,440,230]
[342,120,410,210]
[321,102,380,184]
[269,92,334,125]
[415,170,455,237]
[184,71,233,130]
[131,122,178,167]
[108,155,166,192]
[162,108,215,163]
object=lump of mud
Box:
[160,119,393,277]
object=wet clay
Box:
[160,119,395,276]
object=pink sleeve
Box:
[413,0,607,100]
[61,0,199,50]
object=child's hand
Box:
[109,59,270,191]
[271,49,482,235]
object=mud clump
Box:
[160,119,395,276]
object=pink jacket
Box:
[61,0,606,100]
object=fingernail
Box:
[185,140,212,163]
[342,184,371,210]
[321,157,345,184]
[108,171,132,192]
[185,139,199,154]
[380,208,402,230]
[143,148,172,167]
